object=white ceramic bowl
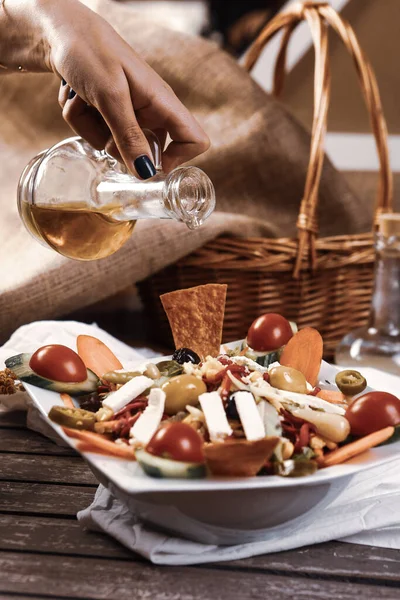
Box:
[24,357,400,544]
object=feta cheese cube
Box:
[130,388,166,445]
[199,391,233,442]
[233,391,266,441]
[102,375,153,413]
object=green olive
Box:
[335,370,367,396]
[269,366,308,394]
[161,374,207,415]
[48,406,96,430]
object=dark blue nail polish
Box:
[62,78,67,86]
[68,89,76,100]
[134,155,156,179]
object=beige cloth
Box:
[0,0,371,344]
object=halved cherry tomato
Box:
[345,391,400,436]
[146,422,204,463]
[30,345,87,383]
[247,313,293,352]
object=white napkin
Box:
[2,321,400,565]
[77,456,400,565]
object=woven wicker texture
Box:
[139,1,393,359]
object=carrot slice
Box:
[317,426,394,468]
[76,441,136,460]
[62,426,136,460]
[60,393,75,408]
[317,390,346,404]
[76,335,123,378]
[62,427,107,443]
[280,327,323,386]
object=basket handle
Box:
[244,1,393,277]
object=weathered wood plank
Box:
[0,410,27,428]
[0,596,62,600]
[0,453,97,485]
[0,482,95,515]
[0,427,76,456]
[0,514,132,559]
[225,541,400,583]
[1,514,400,586]
[0,552,399,600]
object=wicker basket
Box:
[138,1,393,360]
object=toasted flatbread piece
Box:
[160,284,227,359]
[204,437,280,476]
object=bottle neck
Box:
[97,173,167,219]
[97,166,215,229]
[369,234,400,336]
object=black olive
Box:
[172,347,201,365]
[226,394,240,420]
[78,393,102,413]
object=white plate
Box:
[23,354,400,543]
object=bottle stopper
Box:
[378,213,400,237]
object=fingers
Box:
[165,114,210,172]
[132,81,210,173]
[58,64,210,178]
[95,79,156,179]
[59,81,110,150]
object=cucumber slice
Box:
[254,350,282,368]
[241,342,282,368]
[135,449,206,479]
[5,353,99,395]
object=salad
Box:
[3,283,400,479]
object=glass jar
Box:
[335,214,400,375]
[17,132,215,261]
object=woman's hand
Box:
[2,0,210,177]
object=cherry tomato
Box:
[345,391,400,436]
[30,345,88,383]
[146,422,204,463]
[247,313,293,352]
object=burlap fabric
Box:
[0,0,370,344]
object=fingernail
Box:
[62,78,67,86]
[68,89,76,100]
[134,155,156,179]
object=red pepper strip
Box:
[119,411,143,438]
[281,408,307,426]
[281,423,297,435]
[219,373,232,401]
[281,409,316,451]
[217,356,233,366]
[294,423,311,452]
[113,399,148,420]
[205,364,248,385]
[263,372,270,383]
[309,386,321,397]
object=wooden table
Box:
[1,410,400,600]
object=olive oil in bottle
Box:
[18,135,215,261]
[25,203,135,261]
